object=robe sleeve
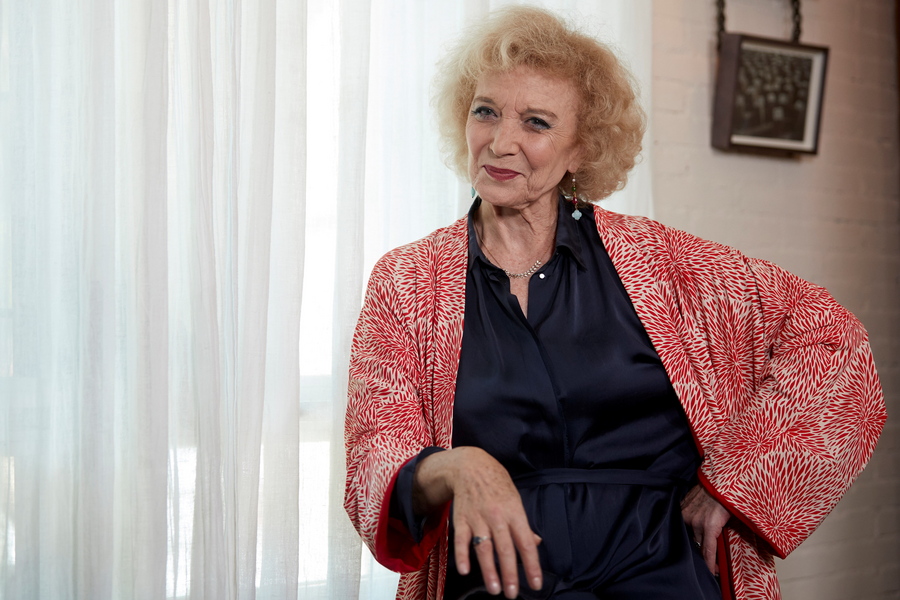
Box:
[343,253,451,573]
[661,225,886,559]
[391,447,449,543]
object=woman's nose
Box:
[489,118,519,156]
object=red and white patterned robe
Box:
[344,208,885,600]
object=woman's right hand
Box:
[413,447,543,598]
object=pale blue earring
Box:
[571,175,582,220]
[471,186,476,198]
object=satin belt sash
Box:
[513,467,682,489]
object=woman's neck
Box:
[475,199,557,275]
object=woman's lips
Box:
[483,165,520,181]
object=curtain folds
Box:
[0,1,651,599]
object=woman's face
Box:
[466,66,583,212]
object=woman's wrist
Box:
[412,446,484,515]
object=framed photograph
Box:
[712,33,829,155]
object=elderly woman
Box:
[344,7,885,600]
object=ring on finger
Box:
[472,536,492,547]
[694,539,702,549]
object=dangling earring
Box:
[571,175,582,220]
[471,186,477,199]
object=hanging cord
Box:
[716,0,726,51]
[716,0,803,50]
[791,0,802,42]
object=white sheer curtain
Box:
[0,2,651,600]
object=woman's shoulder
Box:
[594,206,837,316]
[593,205,803,291]
[594,206,742,263]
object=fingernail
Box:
[506,584,518,598]
[531,576,542,589]
[488,580,501,595]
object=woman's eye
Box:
[471,106,496,119]
[528,117,550,130]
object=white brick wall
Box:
[651,1,900,598]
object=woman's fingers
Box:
[457,514,541,596]
[514,524,544,591]
[453,522,473,576]
[473,533,503,595]
[421,447,543,595]
[699,529,717,575]
[490,525,521,598]
[680,484,731,575]
[467,520,540,598]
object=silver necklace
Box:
[475,225,546,279]
[501,259,543,279]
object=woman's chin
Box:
[477,189,557,214]
[478,195,529,214]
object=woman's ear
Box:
[567,145,586,175]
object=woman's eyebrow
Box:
[523,107,558,120]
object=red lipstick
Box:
[484,165,520,181]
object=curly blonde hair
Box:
[433,6,645,202]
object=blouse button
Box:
[539,273,546,279]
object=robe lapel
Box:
[593,208,718,451]
[424,216,468,450]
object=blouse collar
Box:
[466,195,587,272]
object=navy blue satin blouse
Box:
[392,198,721,600]
[453,198,695,479]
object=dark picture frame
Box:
[712,33,829,155]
